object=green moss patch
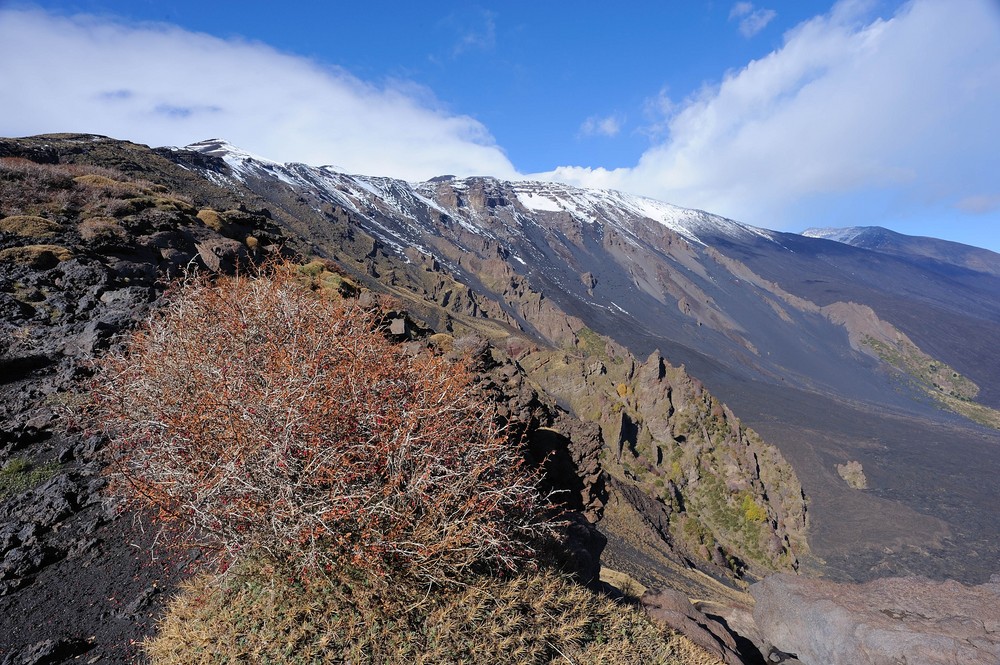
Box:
[864,335,1000,429]
[0,457,60,501]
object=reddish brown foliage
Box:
[88,265,553,583]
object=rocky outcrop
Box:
[520,345,808,581]
[458,339,609,583]
[751,573,1000,665]
[642,588,750,665]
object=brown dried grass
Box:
[0,215,62,238]
[146,561,722,665]
[0,244,72,268]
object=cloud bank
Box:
[542,0,1000,230]
[0,8,517,180]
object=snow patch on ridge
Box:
[507,180,775,247]
[516,192,563,212]
[802,227,869,244]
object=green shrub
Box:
[741,494,768,522]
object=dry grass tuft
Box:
[0,244,73,268]
[78,216,127,243]
[72,173,144,197]
[147,562,722,665]
[0,215,62,238]
[195,208,224,231]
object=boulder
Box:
[195,237,246,273]
[751,573,1000,665]
[642,588,749,665]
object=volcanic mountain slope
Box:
[174,138,1000,585]
[3,132,998,575]
[2,133,999,660]
[176,140,817,579]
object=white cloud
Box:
[640,88,676,140]
[451,9,497,56]
[541,0,1000,232]
[579,114,623,138]
[729,2,777,38]
[0,8,517,181]
[729,2,754,18]
[957,195,1000,215]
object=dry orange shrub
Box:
[88,264,553,583]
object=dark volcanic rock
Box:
[195,236,247,272]
[462,342,609,583]
[1,636,92,665]
[751,573,1000,665]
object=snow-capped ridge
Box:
[185,139,280,169]
[500,179,775,247]
[182,138,776,248]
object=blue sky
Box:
[2,1,999,252]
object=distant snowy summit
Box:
[803,225,1000,276]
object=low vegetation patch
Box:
[864,335,1000,429]
[864,335,978,401]
[836,460,868,490]
[0,215,62,238]
[195,208,225,232]
[0,457,60,501]
[77,216,127,244]
[933,393,1000,430]
[147,561,716,665]
[0,244,73,269]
